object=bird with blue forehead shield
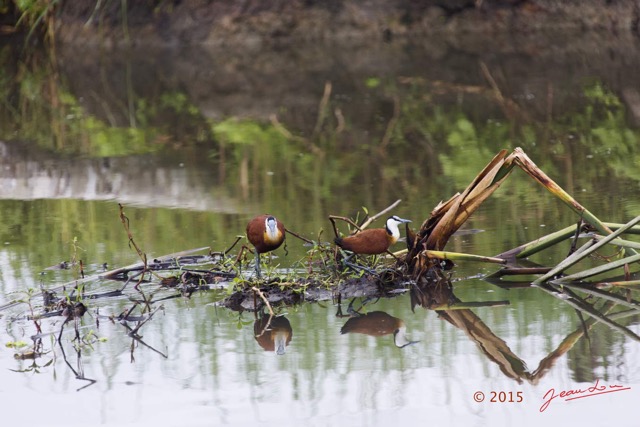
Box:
[246,214,286,278]
[334,215,412,255]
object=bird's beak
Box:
[394,327,418,348]
[400,218,412,224]
[395,336,419,348]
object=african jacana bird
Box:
[246,214,286,277]
[254,314,293,355]
[335,215,411,255]
[340,311,417,348]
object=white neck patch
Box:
[265,217,280,241]
[386,218,401,240]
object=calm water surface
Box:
[1,34,640,426]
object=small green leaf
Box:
[365,77,381,88]
[6,341,28,349]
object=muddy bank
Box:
[55,1,640,48]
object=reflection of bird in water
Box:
[254,314,293,355]
[340,311,417,348]
[246,214,286,277]
[334,216,411,255]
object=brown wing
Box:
[335,229,391,255]
[246,215,267,248]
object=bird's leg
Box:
[335,293,351,318]
[358,296,379,310]
[336,249,378,276]
[342,258,377,276]
[346,298,362,316]
[254,252,262,279]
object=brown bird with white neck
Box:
[334,215,411,255]
[246,214,285,277]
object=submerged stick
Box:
[594,279,640,288]
[429,300,510,310]
[102,247,211,280]
[487,267,552,277]
[425,250,506,265]
[252,286,274,315]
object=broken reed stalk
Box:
[408,148,640,285]
[512,149,638,257]
[426,149,515,251]
[407,149,517,276]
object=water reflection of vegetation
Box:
[412,269,640,384]
[2,47,639,184]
